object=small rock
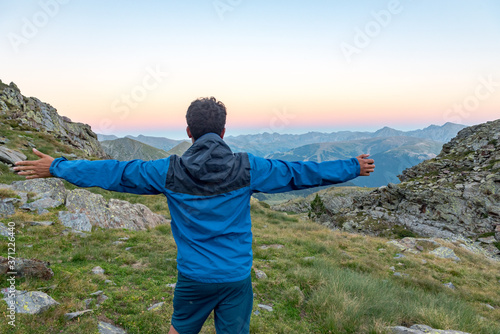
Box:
[118,237,129,241]
[27,221,54,226]
[478,236,496,244]
[98,321,128,334]
[303,256,315,261]
[257,304,273,312]
[90,290,104,296]
[253,310,261,316]
[64,309,93,320]
[112,241,125,245]
[421,259,427,264]
[147,302,164,311]
[430,247,461,261]
[259,244,284,250]
[394,253,405,259]
[91,266,105,275]
[125,247,133,251]
[166,283,176,288]
[105,280,116,285]
[84,298,92,309]
[443,282,456,290]
[97,294,108,305]
[389,266,396,272]
[482,303,495,310]
[254,268,267,279]
[0,200,15,218]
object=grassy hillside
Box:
[100,138,170,161]
[0,186,499,333]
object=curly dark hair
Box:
[186,97,227,140]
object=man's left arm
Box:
[14,149,168,195]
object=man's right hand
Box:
[356,154,375,176]
[13,148,55,179]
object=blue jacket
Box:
[50,133,360,283]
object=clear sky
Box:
[1,0,499,139]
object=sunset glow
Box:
[2,0,499,139]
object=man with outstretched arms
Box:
[15,97,375,334]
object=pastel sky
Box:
[1,0,499,139]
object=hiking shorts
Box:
[171,272,253,334]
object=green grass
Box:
[2,198,498,333]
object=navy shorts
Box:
[171,272,253,334]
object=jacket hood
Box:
[180,133,235,183]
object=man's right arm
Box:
[15,149,169,195]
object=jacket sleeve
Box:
[49,157,169,195]
[248,154,360,194]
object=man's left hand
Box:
[356,154,375,176]
[14,148,55,179]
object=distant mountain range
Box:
[98,122,466,157]
[224,122,466,156]
[268,136,444,187]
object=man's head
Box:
[186,97,227,141]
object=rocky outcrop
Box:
[274,120,500,256]
[0,81,108,159]
[66,189,168,230]
[271,186,373,214]
[3,179,169,231]
[351,120,499,240]
[0,146,26,165]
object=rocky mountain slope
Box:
[268,136,443,187]
[273,119,500,256]
[123,135,185,152]
[100,137,171,161]
[0,80,108,159]
[166,141,191,156]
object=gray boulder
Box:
[0,146,26,165]
[58,211,92,232]
[1,289,59,314]
[0,222,12,237]
[0,199,15,218]
[107,199,168,230]
[12,178,67,204]
[430,247,461,261]
[20,197,63,212]
[66,189,112,226]
[66,189,168,230]
[0,257,54,280]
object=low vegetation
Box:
[0,197,499,333]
